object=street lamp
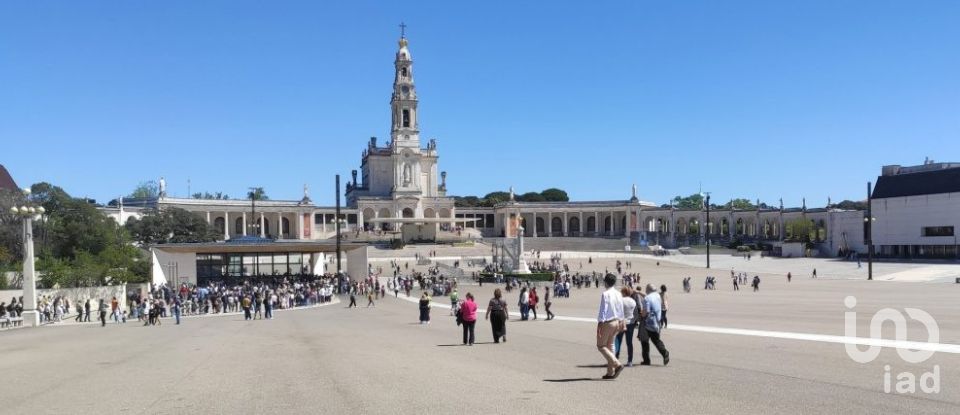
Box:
[9,188,46,327]
[704,193,711,269]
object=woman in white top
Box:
[614,286,638,366]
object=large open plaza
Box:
[2,251,959,414]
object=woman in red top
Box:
[528,287,539,320]
[459,293,478,346]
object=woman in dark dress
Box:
[418,293,431,324]
[485,288,509,343]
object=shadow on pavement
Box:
[543,378,602,383]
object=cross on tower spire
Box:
[399,22,407,38]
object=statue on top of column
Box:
[158,177,167,198]
[509,186,515,202]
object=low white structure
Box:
[871,161,960,259]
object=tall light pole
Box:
[705,193,711,269]
[335,174,342,275]
[10,188,46,327]
[866,181,874,280]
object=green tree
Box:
[518,192,546,202]
[834,200,867,210]
[453,196,481,207]
[726,198,756,210]
[125,207,219,245]
[247,187,268,201]
[671,193,705,209]
[192,191,230,200]
[128,181,159,199]
[540,188,569,202]
[784,218,813,242]
[482,191,511,206]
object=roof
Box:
[872,167,960,199]
[151,239,367,254]
[0,164,18,191]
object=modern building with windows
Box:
[870,161,960,259]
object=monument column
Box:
[562,212,568,236]
[260,212,265,238]
[242,212,247,236]
[547,212,553,237]
[223,212,229,240]
[206,211,211,224]
[595,211,600,236]
[579,212,584,237]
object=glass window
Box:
[922,226,954,237]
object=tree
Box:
[125,207,219,245]
[726,198,756,210]
[482,191,511,206]
[517,192,546,202]
[540,188,569,202]
[192,191,230,200]
[453,196,482,208]
[128,181,159,199]
[247,187,268,201]
[671,193,705,210]
[834,200,867,210]
[784,218,813,242]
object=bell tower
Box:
[390,23,419,149]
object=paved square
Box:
[2,254,958,414]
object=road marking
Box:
[392,294,960,354]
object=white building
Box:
[871,161,960,259]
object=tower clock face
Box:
[401,86,409,94]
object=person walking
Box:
[518,287,529,321]
[639,284,669,366]
[97,299,108,327]
[74,301,83,322]
[367,291,376,308]
[110,296,120,324]
[242,295,252,320]
[752,275,761,292]
[172,296,181,325]
[529,287,539,320]
[787,272,792,283]
[459,293,478,345]
[659,285,669,329]
[485,288,509,343]
[544,286,555,321]
[348,291,358,308]
[596,274,625,380]
[449,288,459,316]
[614,286,638,366]
[84,299,91,322]
[418,293,431,324]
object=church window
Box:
[402,109,410,128]
[401,67,408,78]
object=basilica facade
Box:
[105,32,867,256]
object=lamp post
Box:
[10,188,46,327]
[334,174,342,275]
[866,181,874,280]
[705,193,711,269]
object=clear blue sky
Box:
[2,1,958,207]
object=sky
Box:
[1,1,958,207]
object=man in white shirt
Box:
[596,274,625,379]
